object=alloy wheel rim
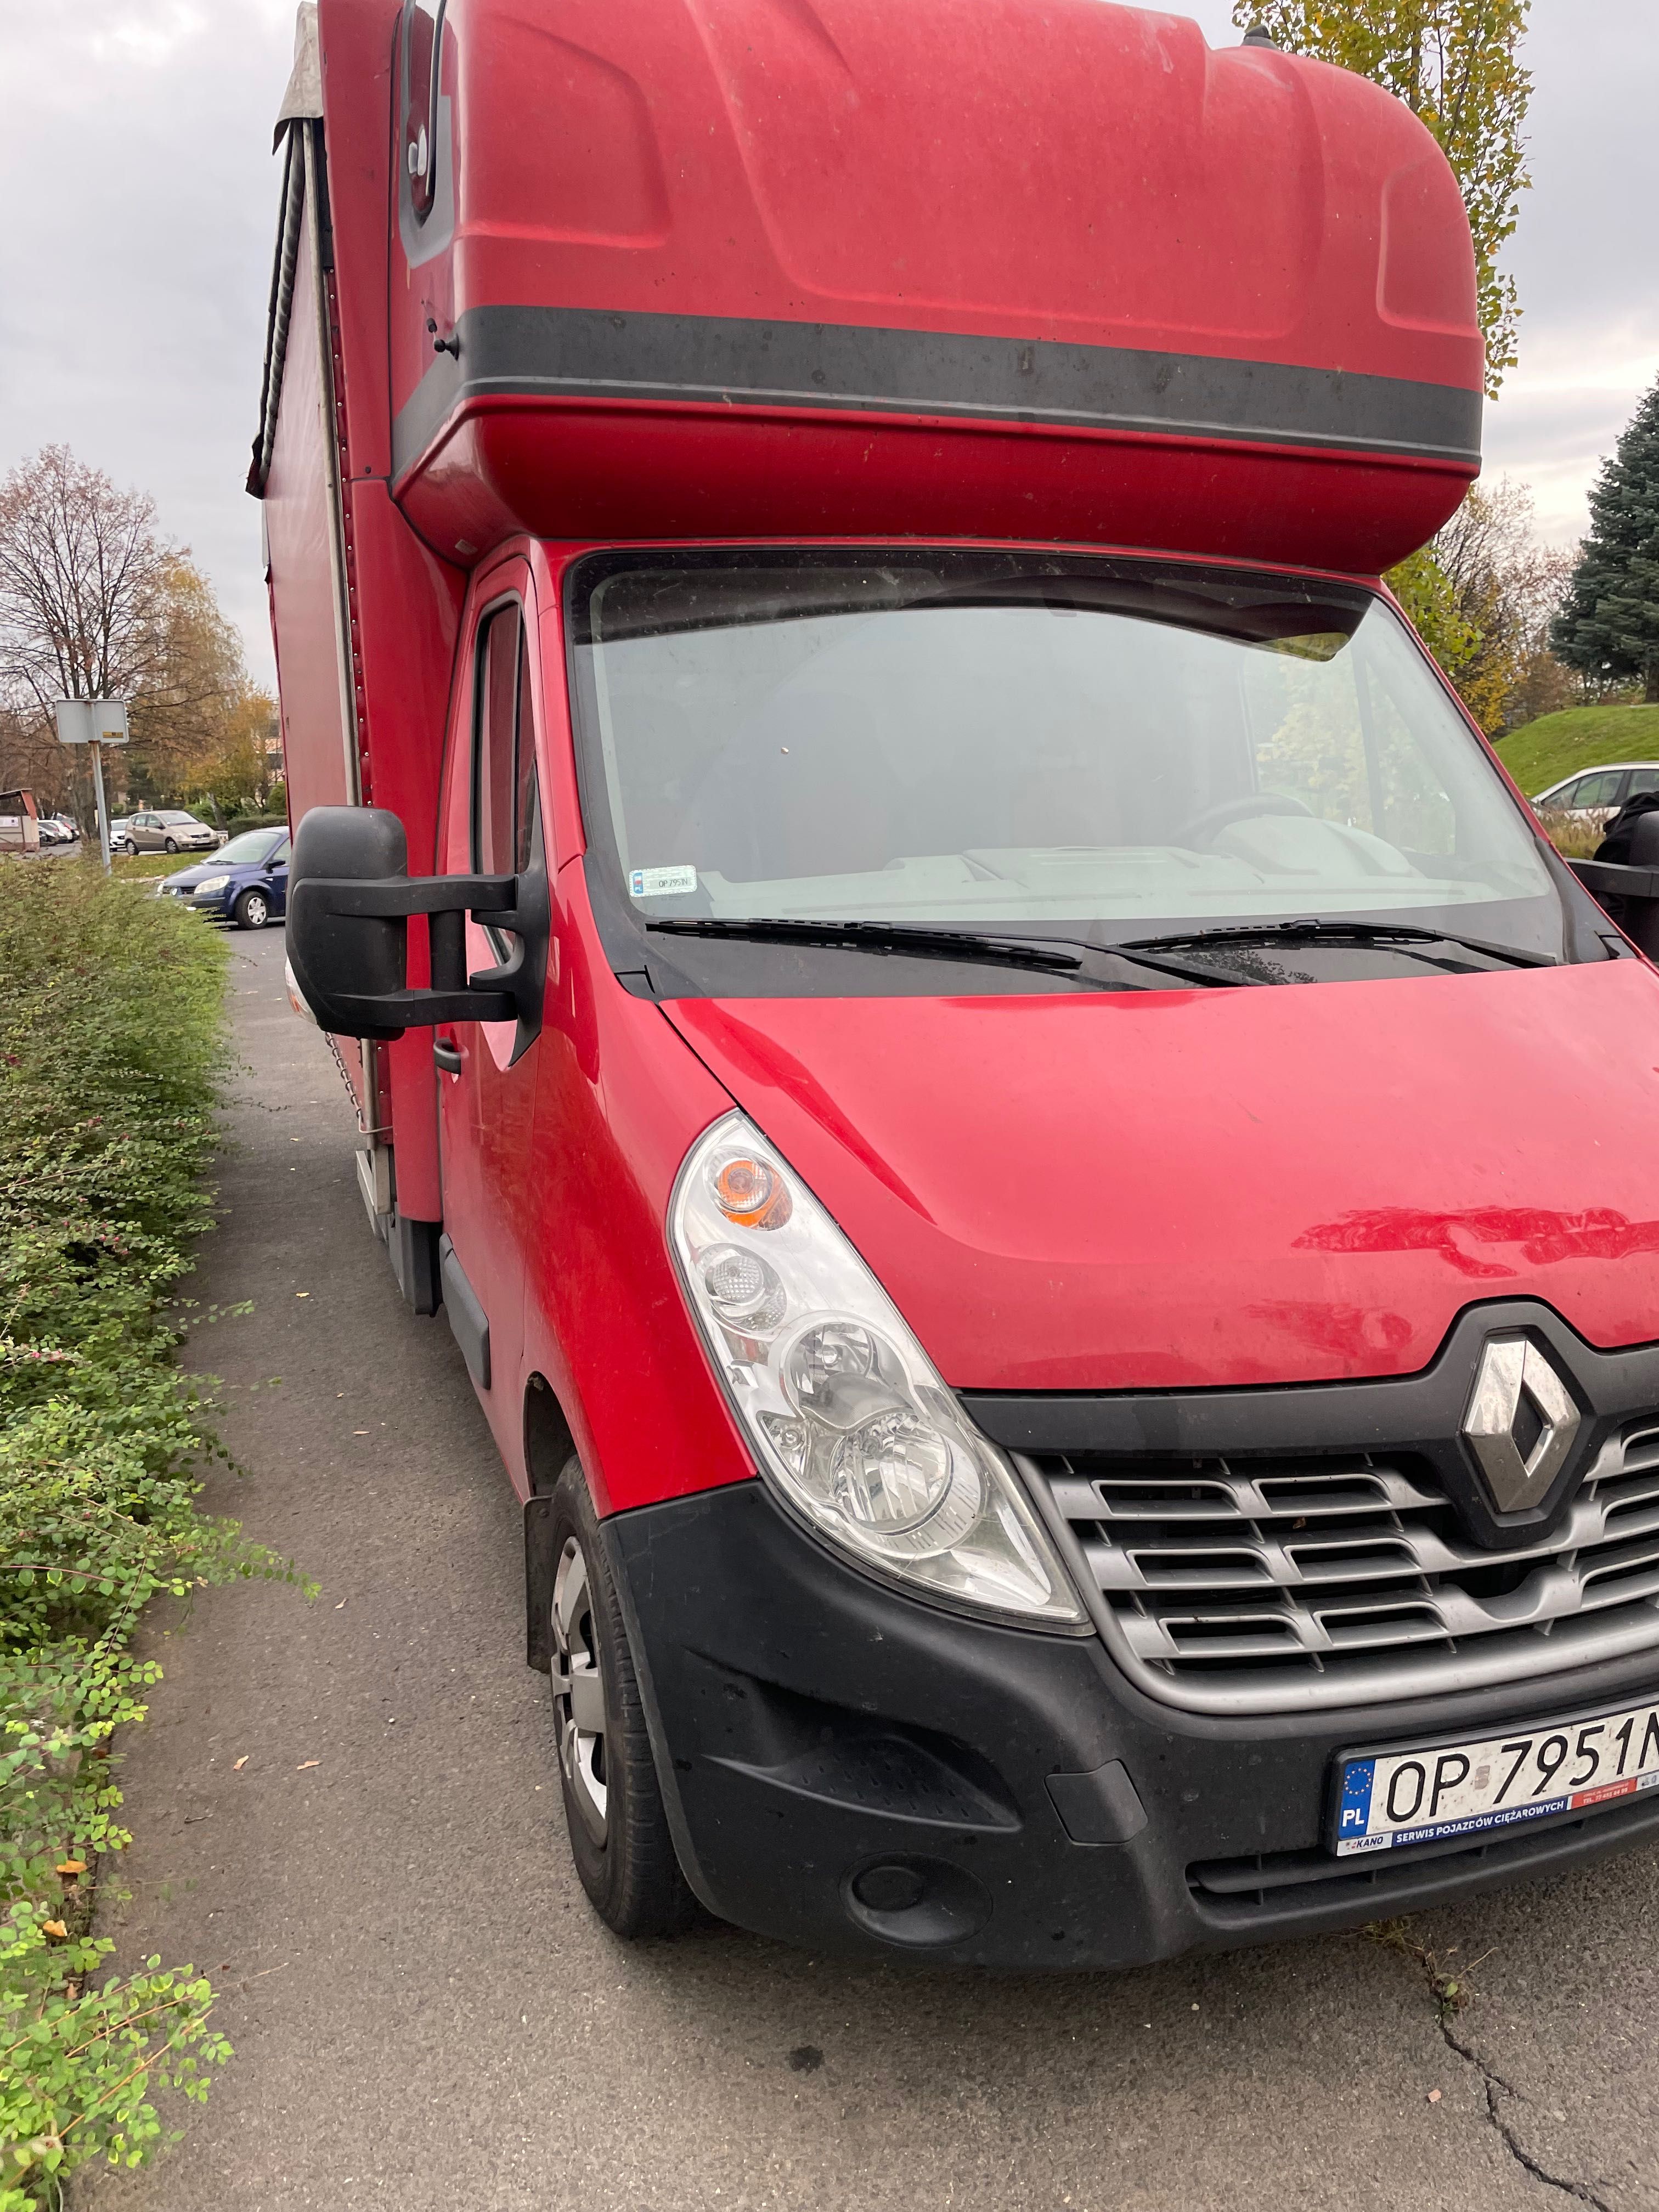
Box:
[245,894,267,926]
[551,1537,608,1841]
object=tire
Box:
[163,837,179,853]
[234,888,270,931]
[122,839,138,858]
[546,1454,697,1938]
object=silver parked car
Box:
[1532,763,1659,828]
[117,809,223,857]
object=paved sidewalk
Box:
[80,932,1656,2210]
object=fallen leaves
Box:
[56,1860,86,1878]
[1427,2089,1443,2106]
[42,1921,67,1940]
[296,1759,320,1771]
[232,1756,249,1772]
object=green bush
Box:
[0,863,298,2205]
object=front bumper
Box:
[159,884,235,918]
[607,1480,1659,1970]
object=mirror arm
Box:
[299,870,536,1029]
[326,984,517,1026]
[1570,859,1659,903]
[311,872,517,921]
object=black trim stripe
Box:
[392,304,1482,484]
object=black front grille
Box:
[1022,1421,1659,1714]
[1188,1782,1659,1922]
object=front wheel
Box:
[234,888,270,931]
[122,839,138,858]
[546,1455,697,1938]
[163,837,179,853]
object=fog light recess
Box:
[842,1857,991,1949]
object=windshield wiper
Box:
[647,915,1085,975]
[645,916,1245,987]
[1118,919,1554,972]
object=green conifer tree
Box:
[1551,380,1659,704]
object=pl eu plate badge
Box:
[1333,1699,1659,1856]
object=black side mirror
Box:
[287,805,548,1049]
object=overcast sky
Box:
[2,0,1653,690]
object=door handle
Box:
[433,1036,463,1076]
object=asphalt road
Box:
[81,928,1659,2211]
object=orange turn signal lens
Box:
[709,1153,793,1231]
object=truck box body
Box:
[259,1,1659,1970]
[388,0,1481,572]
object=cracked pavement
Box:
[78,932,1659,2210]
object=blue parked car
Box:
[159,827,291,929]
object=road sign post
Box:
[52,701,130,873]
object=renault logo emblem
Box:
[1462,1336,1582,1514]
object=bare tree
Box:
[0,447,259,820]
[0,704,76,812]
[0,446,173,713]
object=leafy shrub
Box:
[0,862,297,2204]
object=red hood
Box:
[664,961,1659,1391]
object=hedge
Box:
[0,862,300,2205]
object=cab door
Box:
[433,563,546,1461]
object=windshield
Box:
[568,549,1560,978]
[217,830,283,865]
[159,811,203,826]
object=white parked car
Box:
[1532,763,1659,828]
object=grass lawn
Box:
[111,851,192,881]
[1494,703,1659,796]
[27,849,183,882]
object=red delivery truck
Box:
[257,0,1659,1968]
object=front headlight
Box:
[191,875,230,896]
[670,1113,1086,1630]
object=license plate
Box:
[1331,1694,1659,1856]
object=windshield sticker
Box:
[629,864,698,900]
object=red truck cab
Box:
[259,0,1659,1966]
